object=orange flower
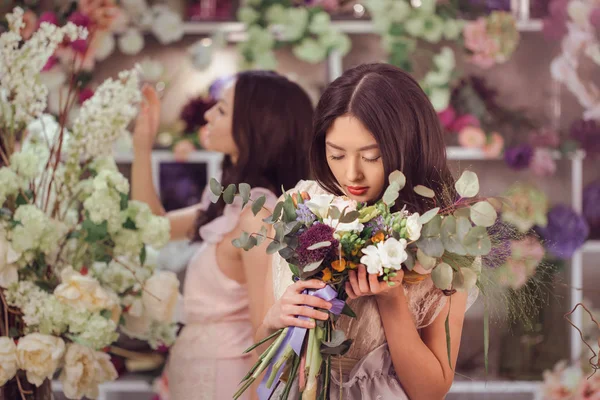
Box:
[331,259,347,272]
[372,232,385,244]
[292,191,311,207]
[322,268,332,282]
[347,261,358,270]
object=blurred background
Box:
[4,0,600,398]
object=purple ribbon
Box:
[257,285,344,400]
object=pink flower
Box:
[78,0,120,31]
[449,114,480,133]
[437,107,456,131]
[71,39,88,54]
[173,140,196,162]
[529,128,561,148]
[458,126,486,149]
[505,258,530,289]
[42,56,58,72]
[68,11,91,28]
[471,52,498,69]
[78,88,95,104]
[577,374,600,399]
[38,11,58,27]
[21,10,38,40]
[482,132,504,158]
[530,148,557,177]
[511,236,545,267]
[463,19,489,52]
[590,7,600,30]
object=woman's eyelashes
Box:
[328,154,381,162]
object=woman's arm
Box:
[347,265,467,400]
[131,85,201,241]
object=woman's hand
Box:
[133,84,161,153]
[345,264,404,299]
[263,280,333,330]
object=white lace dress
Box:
[272,180,478,399]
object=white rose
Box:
[151,9,184,44]
[0,231,21,288]
[94,350,118,385]
[379,238,408,270]
[121,312,152,339]
[16,333,65,387]
[118,28,144,55]
[405,213,423,241]
[59,343,100,399]
[331,196,358,213]
[142,271,181,323]
[360,245,384,275]
[323,216,364,233]
[0,337,18,386]
[54,267,117,313]
[305,194,334,219]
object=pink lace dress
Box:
[271,181,478,399]
[165,187,278,400]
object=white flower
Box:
[151,7,184,44]
[142,271,181,324]
[10,143,49,180]
[39,67,67,90]
[567,0,592,29]
[305,194,334,219]
[331,196,358,213]
[113,229,144,257]
[405,213,423,241]
[0,168,22,204]
[94,350,118,385]
[428,87,451,111]
[95,32,116,61]
[16,333,65,386]
[0,337,18,386]
[139,58,164,82]
[59,343,100,399]
[323,216,364,233]
[0,229,21,287]
[378,238,408,270]
[361,244,384,275]
[140,216,171,248]
[121,0,149,19]
[118,28,144,55]
[54,267,118,313]
[68,313,118,350]
[11,205,48,253]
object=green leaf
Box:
[328,206,341,220]
[388,170,406,190]
[422,214,442,236]
[288,263,300,277]
[8,327,19,338]
[120,192,129,211]
[456,216,471,243]
[272,202,284,222]
[140,246,147,266]
[307,241,332,251]
[279,246,295,260]
[252,195,267,216]
[470,201,497,227]
[233,231,250,249]
[383,182,400,206]
[282,196,297,222]
[431,262,453,290]
[417,237,444,257]
[414,185,435,198]
[463,226,492,256]
[341,303,357,318]
[256,226,268,246]
[320,330,352,356]
[66,231,82,240]
[454,170,479,198]
[266,240,284,254]
[453,207,471,219]
[209,178,223,197]
[15,190,32,206]
[82,219,109,243]
[445,297,453,370]
[339,210,360,224]
[303,259,324,273]
[441,216,466,255]
[452,267,478,291]
[34,280,54,293]
[419,207,440,224]
[404,251,415,271]
[416,248,437,270]
[100,309,113,319]
[223,184,236,204]
[239,183,251,207]
[123,217,137,230]
[243,235,258,251]
[274,223,285,243]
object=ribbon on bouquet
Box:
[257,285,345,400]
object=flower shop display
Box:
[0,8,180,399]
[583,180,600,239]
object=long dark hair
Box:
[193,71,314,241]
[310,63,455,214]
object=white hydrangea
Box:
[140,216,170,249]
[68,68,141,161]
[11,205,49,253]
[83,189,122,226]
[0,168,22,205]
[68,313,118,350]
[4,282,67,334]
[94,169,130,194]
[10,143,49,180]
[113,229,144,258]
[92,257,153,294]
[146,321,178,349]
[90,156,119,173]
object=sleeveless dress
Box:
[165,187,278,400]
[272,180,478,399]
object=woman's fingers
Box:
[291,279,326,293]
[292,294,332,310]
[285,305,329,321]
[345,282,357,299]
[348,270,362,296]
[357,264,370,294]
[283,316,316,329]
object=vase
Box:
[0,374,53,400]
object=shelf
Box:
[582,240,600,254]
[450,380,541,393]
[182,18,543,38]
[52,375,153,392]
[113,149,223,164]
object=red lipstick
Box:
[347,186,369,196]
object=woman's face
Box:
[202,80,238,159]
[325,115,385,202]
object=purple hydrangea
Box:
[296,204,317,225]
[536,204,589,259]
[504,144,534,170]
[365,215,385,236]
[583,180,600,238]
[296,224,338,266]
[570,118,600,158]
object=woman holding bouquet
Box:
[259,63,477,400]
[132,71,314,400]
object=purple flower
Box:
[179,96,216,133]
[296,204,316,225]
[536,205,589,259]
[296,224,338,266]
[504,144,534,170]
[583,180,600,238]
[570,119,600,158]
[208,75,235,100]
[483,221,513,268]
[365,215,385,236]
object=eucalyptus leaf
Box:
[468,257,482,274]
[210,178,223,196]
[453,207,471,219]
[274,222,286,243]
[470,201,497,227]
[431,262,453,290]
[271,202,284,222]
[388,170,406,190]
[416,237,444,257]
[383,182,400,206]
[414,185,435,198]
[339,211,360,223]
[404,251,415,271]
[328,206,341,220]
[252,195,267,216]
[455,170,479,198]
[307,241,332,251]
[452,267,478,291]
[282,196,297,222]
[279,247,295,260]
[303,259,324,273]
[463,226,492,256]
[243,235,258,251]
[456,216,471,243]
[284,221,301,235]
[256,226,268,246]
[441,216,466,255]
[239,183,251,207]
[419,207,440,224]
[416,248,437,270]
[223,184,236,204]
[267,240,285,254]
[422,214,442,236]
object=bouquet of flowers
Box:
[210,169,500,400]
[0,8,179,399]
